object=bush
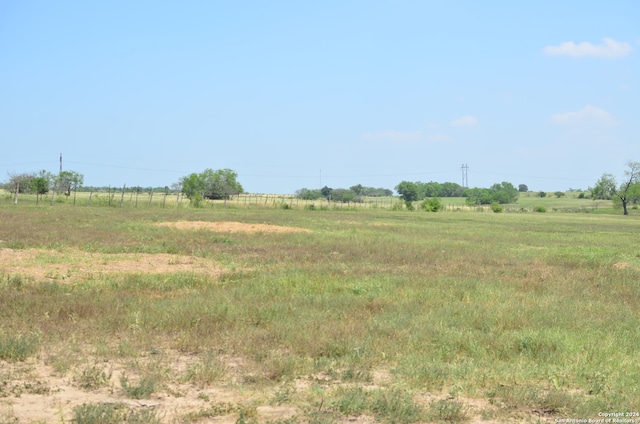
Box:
[421,197,442,212]
[534,205,546,213]
[490,202,503,213]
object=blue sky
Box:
[1,1,638,194]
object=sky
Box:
[1,1,638,194]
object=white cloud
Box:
[363,130,423,144]
[551,105,616,126]
[543,37,632,58]
[450,115,479,127]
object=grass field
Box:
[1,199,639,423]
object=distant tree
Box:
[332,188,357,203]
[30,170,52,203]
[490,182,519,204]
[57,170,84,196]
[296,188,322,200]
[320,186,333,199]
[201,168,243,200]
[554,191,565,198]
[538,191,546,198]
[395,181,419,202]
[350,184,364,196]
[613,161,640,215]
[362,187,393,197]
[4,172,36,194]
[518,184,528,192]
[464,182,519,205]
[590,173,617,200]
[180,173,204,199]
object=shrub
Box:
[490,202,503,213]
[534,205,546,213]
[421,197,442,212]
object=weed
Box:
[120,373,156,399]
[182,402,237,421]
[272,380,297,405]
[75,363,113,390]
[183,352,227,388]
[72,402,160,424]
[333,386,370,416]
[370,389,425,424]
[72,402,127,424]
[427,399,469,423]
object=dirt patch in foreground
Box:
[155,221,311,233]
[0,248,223,284]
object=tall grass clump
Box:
[72,403,160,424]
[0,333,40,361]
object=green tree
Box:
[295,188,322,200]
[490,182,519,204]
[180,173,204,199]
[350,184,364,196]
[554,191,565,198]
[590,173,617,200]
[201,168,243,200]
[614,161,640,215]
[331,188,357,203]
[320,186,333,199]
[57,170,84,196]
[30,170,52,203]
[518,184,528,192]
[395,181,419,202]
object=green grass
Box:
[1,202,640,421]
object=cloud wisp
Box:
[543,37,632,58]
[551,105,616,126]
[450,115,479,128]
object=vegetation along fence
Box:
[0,189,608,213]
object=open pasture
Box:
[1,203,639,423]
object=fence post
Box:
[120,184,126,207]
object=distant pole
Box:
[60,153,63,175]
[461,164,469,188]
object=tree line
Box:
[5,161,640,214]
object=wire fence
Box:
[1,189,604,214]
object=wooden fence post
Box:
[120,184,126,207]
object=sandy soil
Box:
[154,221,311,234]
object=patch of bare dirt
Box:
[0,248,223,284]
[155,221,311,233]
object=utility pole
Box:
[461,164,469,188]
[60,153,63,175]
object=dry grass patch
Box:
[0,248,224,283]
[154,220,311,233]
